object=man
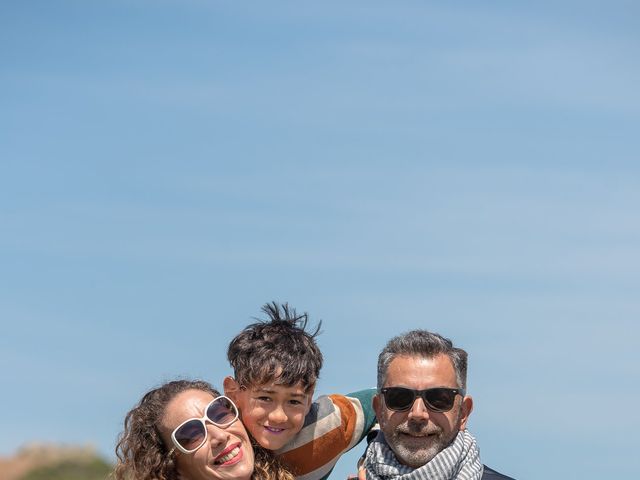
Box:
[364,330,514,480]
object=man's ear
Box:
[223,376,241,401]
[458,395,474,430]
[373,393,383,419]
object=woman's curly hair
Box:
[114,379,294,480]
[114,379,212,480]
[253,448,296,480]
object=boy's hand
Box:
[346,465,366,480]
[359,465,366,480]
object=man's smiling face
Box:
[373,354,472,468]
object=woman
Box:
[115,379,293,480]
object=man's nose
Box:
[407,397,430,421]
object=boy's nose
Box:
[268,405,288,424]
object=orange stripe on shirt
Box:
[279,394,358,475]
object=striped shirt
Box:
[275,389,377,480]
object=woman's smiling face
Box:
[160,389,254,480]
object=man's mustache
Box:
[396,421,443,436]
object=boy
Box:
[224,302,376,480]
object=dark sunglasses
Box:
[169,395,239,454]
[381,387,465,412]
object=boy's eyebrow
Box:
[254,387,308,398]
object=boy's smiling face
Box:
[224,376,314,451]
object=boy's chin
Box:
[253,428,295,451]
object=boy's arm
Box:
[338,389,378,449]
[276,389,377,480]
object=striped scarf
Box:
[364,430,484,480]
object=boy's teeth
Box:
[216,446,240,464]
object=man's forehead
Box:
[385,354,457,386]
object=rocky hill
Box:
[0,443,112,480]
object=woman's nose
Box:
[206,424,229,449]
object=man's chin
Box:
[394,448,439,468]
[390,436,444,468]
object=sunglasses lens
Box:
[206,397,237,426]
[384,388,415,411]
[424,388,457,412]
[174,419,206,452]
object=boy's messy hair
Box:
[227,302,323,391]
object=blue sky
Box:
[1,1,639,479]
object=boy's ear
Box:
[223,376,241,401]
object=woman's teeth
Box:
[215,446,240,464]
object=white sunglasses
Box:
[169,395,239,455]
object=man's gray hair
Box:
[377,329,468,390]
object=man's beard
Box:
[385,411,461,468]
